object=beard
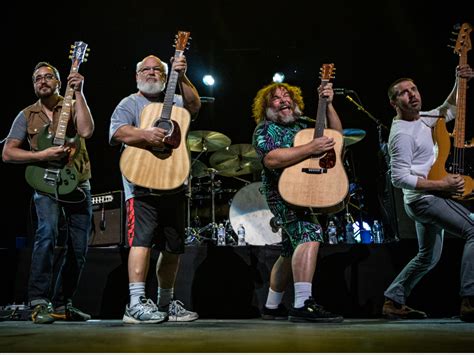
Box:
[266,104,302,124]
[35,85,56,99]
[137,78,166,96]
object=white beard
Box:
[137,79,166,96]
[266,105,302,124]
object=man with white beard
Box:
[252,82,344,322]
[109,55,201,324]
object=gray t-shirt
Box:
[109,93,184,201]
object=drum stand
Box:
[185,167,223,245]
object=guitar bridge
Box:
[43,168,60,186]
[302,168,328,174]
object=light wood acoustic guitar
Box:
[119,31,192,190]
[428,22,473,200]
[25,41,90,197]
[278,63,349,213]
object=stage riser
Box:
[1,240,464,319]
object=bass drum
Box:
[229,182,282,245]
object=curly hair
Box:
[252,82,304,124]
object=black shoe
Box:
[289,297,343,323]
[261,304,288,320]
[31,303,55,324]
[52,304,91,321]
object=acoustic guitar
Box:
[119,31,192,190]
[428,23,473,200]
[278,63,349,213]
[25,41,90,196]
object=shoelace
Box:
[139,297,159,312]
[169,300,187,315]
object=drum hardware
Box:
[185,167,231,244]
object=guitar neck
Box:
[313,79,329,139]
[161,50,183,121]
[53,66,80,146]
[454,74,467,148]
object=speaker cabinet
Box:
[90,191,125,247]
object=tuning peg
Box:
[453,23,461,31]
[447,44,455,49]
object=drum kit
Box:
[184,128,367,246]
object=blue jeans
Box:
[384,195,474,304]
[28,189,92,307]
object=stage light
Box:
[272,72,285,83]
[202,75,215,86]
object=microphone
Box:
[333,88,356,95]
[270,217,283,233]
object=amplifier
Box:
[90,191,124,247]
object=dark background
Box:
[2,1,472,246]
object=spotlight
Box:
[202,75,215,86]
[272,72,285,83]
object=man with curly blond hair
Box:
[252,82,344,322]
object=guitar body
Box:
[120,103,191,190]
[279,127,349,213]
[25,123,80,195]
[428,118,473,200]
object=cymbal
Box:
[187,130,231,152]
[191,160,209,179]
[343,128,366,146]
[209,144,263,177]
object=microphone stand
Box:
[344,94,388,147]
[344,93,397,243]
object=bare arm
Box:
[172,56,201,116]
[2,138,69,164]
[70,72,94,138]
[112,125,167,149]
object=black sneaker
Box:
[289,297,343,323]
[261,304,288,320]
[31,303,55,324]
[52,304,91,321]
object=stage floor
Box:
[1,318,473,352]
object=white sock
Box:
[265,288,285,309]
[294,282,312,308]
[129,282,145,306]
[157,287,174,309]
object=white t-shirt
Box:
[388,102,456,204]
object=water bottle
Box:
[217,223,226,246]
[327,220,338,244]
[237,224,246,246]
[372,220,384,244]
[345,213,356,244]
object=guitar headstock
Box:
[174,31,191,52]
[69,41,90,68]
[452,23,472,56]
[319,63,335,83]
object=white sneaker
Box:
[123,296,168,324]
[164,300,199,322]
